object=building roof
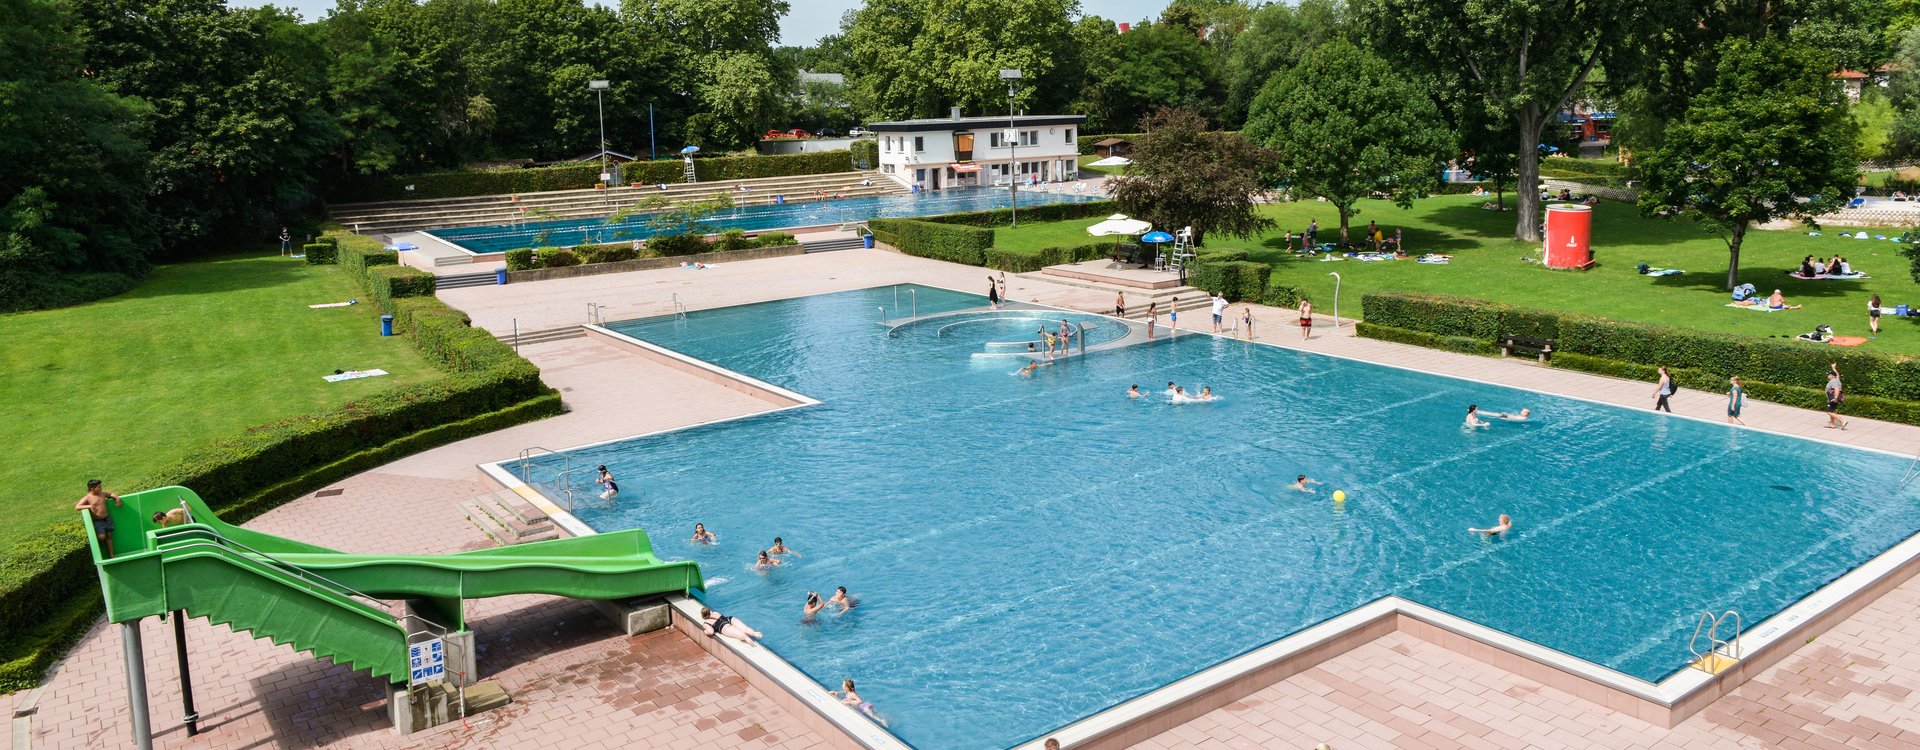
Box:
[1093,137,1131,146]
[866,114,1087,132]
[1832,69,1869,80]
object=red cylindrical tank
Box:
[1117,22,1131,33]
[1544,204,1594,269]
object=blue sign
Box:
[408,639,445,685]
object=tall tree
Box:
[1362,0,1643,241]
[1109,107,1276,247]
[0,0,153,310]
[844,0,1079,120]
[1244,40,1451,243]
[1220,0,1344,127]
[1075,20,1221,132]
[1637,38,1858,290]
[628,0,791,150]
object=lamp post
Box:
[648,101,657,161]
[589,79,610,183]
[1000,69,1022,228]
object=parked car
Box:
[848,127,873,137]
[763,128,811,139]
[815,128,842,137]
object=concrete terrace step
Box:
[456,492,557,545]
[1018,271,1213,312]
[494,325,588,346]
[333,170,896,214]
[801,237,867,253]
[436,271,496,289]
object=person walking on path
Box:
[1297,299,1313,340]
[1727,376,1746,426]
[1653,367,1674,412]
[1826,363,1849,430]
[1210,292,1228,333]
[1869,294,1882,337]
[1114,291,1126,317]
[76,479,124,558]
[987,275,1001,309]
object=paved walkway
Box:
[16,246,1920,750]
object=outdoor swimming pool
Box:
[427,188,1101,253]
[520,285,1920,749]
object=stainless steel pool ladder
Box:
[1688,609,1742,672]
[587,303,606,325]
[515,446,577,511]
[1901,449,1920,487]
[671,294,687,320]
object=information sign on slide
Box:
[409,639,445,685]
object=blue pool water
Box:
[427,188,1101,253]
[523,285,1920,749]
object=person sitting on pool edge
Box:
[1469,514,1513,537]
[1464,405,1490,428]
[1291,475,1322,493]
[1481,408,1531,421]
[700,607,762,645]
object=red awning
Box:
[951,162,982,173]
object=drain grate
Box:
[315,488,345,498]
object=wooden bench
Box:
[1500,335,1555,362]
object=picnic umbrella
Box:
[1087,215,1153,266]
[1088,156,1132,167]
[1141,231,1175,268]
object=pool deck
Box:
[16,246,1920,750]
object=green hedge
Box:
[1359,291,1920,419]
[925,200,1119,228]
[850,139,878,169]
[1356,322,1502,356]
[505,248,536,271]
[647,233,710,256]
[334,151,858,202]
[304,242,338,264]
[1187,259,1271,302]
[869,218,995,265]
[338,237,398,283]
[984,242,1109,273]
[534,247,582,268]
[368,265,436,310]
[1261,283,1309,309]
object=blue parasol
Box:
[385,242,418,252]
[680,145,701,154]
[1141,231,1174,243]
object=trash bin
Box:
[863,234,875,249]
[381,314,394,337]
[495,267,508,285]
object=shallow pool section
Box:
[427,187,1101,253]
[525,284,1920,749]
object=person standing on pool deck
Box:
[998,271,1008,302]
[1298,299,1313,340]
[1653,366,1674,412]
[76,480,124,557]
[279,227,291,256]
[1210,292,1228,333]
[1058,319,1074,355]
[987,275,1001,309]
[1169,297,1179,332]
[1114,291,1126,317]
[1469,514,1512,537]
[1146,302,1158,339]
[596,465,618,500]
[1727,376,1747,425]
[1241,307,1254,340]
[1826,363,1849,430]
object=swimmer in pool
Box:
[1469,514,1513,537]
[1291,475,1322,493]
[1198,386,1215,400]
[692,523,716,544]
[769,537,797,556]
[1019,360,1052,377]
[1481,408,1531,421]
[1464,405,1489,428]
[755,550,783,570]
[1127,384,1142,398]
[1164,381,1178,395]
[830,586,858,611]
[700,606,762,645]
[802,592,825,623]
[833,679,887,726]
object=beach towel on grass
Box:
[324,369,388,382]
[309,300,358,309]
[1645,269,1683,276]
[1829,336,1869,347]
[1726,303,1786,312]
[1788,272,1869,280]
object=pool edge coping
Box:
[475,281,1920,749]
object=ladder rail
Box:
[1687,609,1743,671]
[516,447,577,511]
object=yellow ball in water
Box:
[1333,490,1347,503]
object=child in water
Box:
[833,679,887,726]
[692,523,716,544]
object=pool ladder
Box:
[671,293,687,320]
[1687,610,1742,674]
[515,446,578,512]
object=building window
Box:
[1019,130,1038,147]
[913,136,925,152]
[1065,128,1074,143]
[915,168,925,182]
[989,132,1004,148]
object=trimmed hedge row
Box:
[984,243,1109,273]
[0,231,562,690]
[1354,321,1500,356]
[303,242,338,264]
[925,200,1120,227]
[1261,284,1309,309]
[869,218,995,265]
[1187,259,1270,302]
[1358,291,1920,420]
[334,151,859,202]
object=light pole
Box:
[589,79,610,184]
[1000,69,1022,227]
[1327,272,1342,332]
[648,101,657,161]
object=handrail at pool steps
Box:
[1687,610,1742,674]
[516,447,577,512]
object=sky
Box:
[229,0,1176,45]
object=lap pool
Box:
[516,284,1920,749]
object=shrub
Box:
[504,248,536,271]
[1261,283,1308,309]
[712,229,754,252]
[925,200,1119,228]
[868,218,994,265]
[304,242,339,264]
[849,139,878,169]
[336,235,398,286]
[533,247,581,268]
[1193,247,1250,262]
[1360,292,1507,340]
[1186,259,1272,302]
[647,233,709,256]
[331,151,857,202]
[1356,322,1501,356]
[754,231,797,247]
[0,270,143,312]
[983,242,1111,273]
[578,243,640,264]
[368,265,436,311]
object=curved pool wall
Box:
[516,284,1920,749]
[427,188,1103,254]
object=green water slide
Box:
[88,486,702,684]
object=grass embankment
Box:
[993,193,1920,353]
[0,255,436,549]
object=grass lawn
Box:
[0,255,438,549]
[993,193,1920,353]
[1076,154,1125,176]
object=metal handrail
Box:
[671,293,687,320]
[1687,609,1743,670]
[152,527,447,642]
[517,446,577,511]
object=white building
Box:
[868,109,1086,191]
